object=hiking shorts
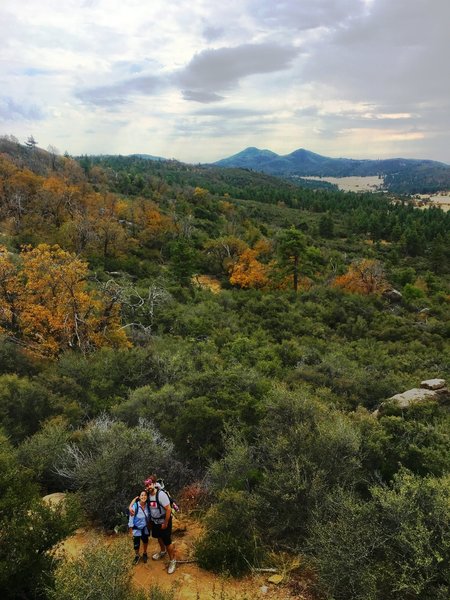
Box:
[151,517,172,546]
[133,532,149,550]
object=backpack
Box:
[155,479,180,514]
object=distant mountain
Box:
[213,147,450,193]
[215,146,279,169]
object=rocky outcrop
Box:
[382,288,403,302]
[374,379,448,416]
[420,378,446,390]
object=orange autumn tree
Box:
[0,244,129,355]
[333,258,388,295]
[0,246,21,334]
[229,240,272,289]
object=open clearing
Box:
[302,176,450,211]
[59,517,303,600]
[301,175,383,192]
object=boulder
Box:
[386,388,437,408]
[383,288,403,302]
[374,379,448,415]
[420,378,446,390]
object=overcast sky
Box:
[1,0,449,163]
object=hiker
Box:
[128,490,151,565]
[129,476,176,574]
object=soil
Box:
[60,515,305,600]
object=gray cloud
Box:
[177,43,300,95]
[202,25,225,42]
[77,74,164,106]
[182,90,225,103]
[301,0,450,106]
[194,106,268,118]
[0,97,45,122]
[78,42,300,107]
[294,106,321,118]
[170,115,275,139]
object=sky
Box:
[1,0,449,164]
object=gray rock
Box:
[374,380,449,416]
[387,388,437,408]
[420,379,446,390]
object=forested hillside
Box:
[1,137,449,600]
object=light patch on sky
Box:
[0,0,448,163]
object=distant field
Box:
[415,193,450,212]
[302,175,384,192]
[302,176,450,211]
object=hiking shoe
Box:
[133,555,140,565]
[152,550,167,561]
[167,559,176,574]
[142,553,148,563]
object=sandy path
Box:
[61,517,297,600]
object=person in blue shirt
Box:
[128,490,151,565]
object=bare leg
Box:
[166,542,175,561]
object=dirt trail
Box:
[61,516,299,599]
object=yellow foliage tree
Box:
[193,187,209,201]
[0,244,129,355]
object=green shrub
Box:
[0,374,61,444]
[308,489,380,600]
[195,490,263,576]
[308,471,450,600]
[18,416,71,492]
[48,539,148,600]
[0,431,80,600]
[55,417,187,528]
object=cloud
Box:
[249,0,367,30]
[202,24,225,42]
[182,90,225,103]
[194,106,268,118]
[300,0,450,106]
[177,43,300,97]
[170,114,276,139]
[77,42,300,107]
[77,74,164,106]
[0,97,45,122]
